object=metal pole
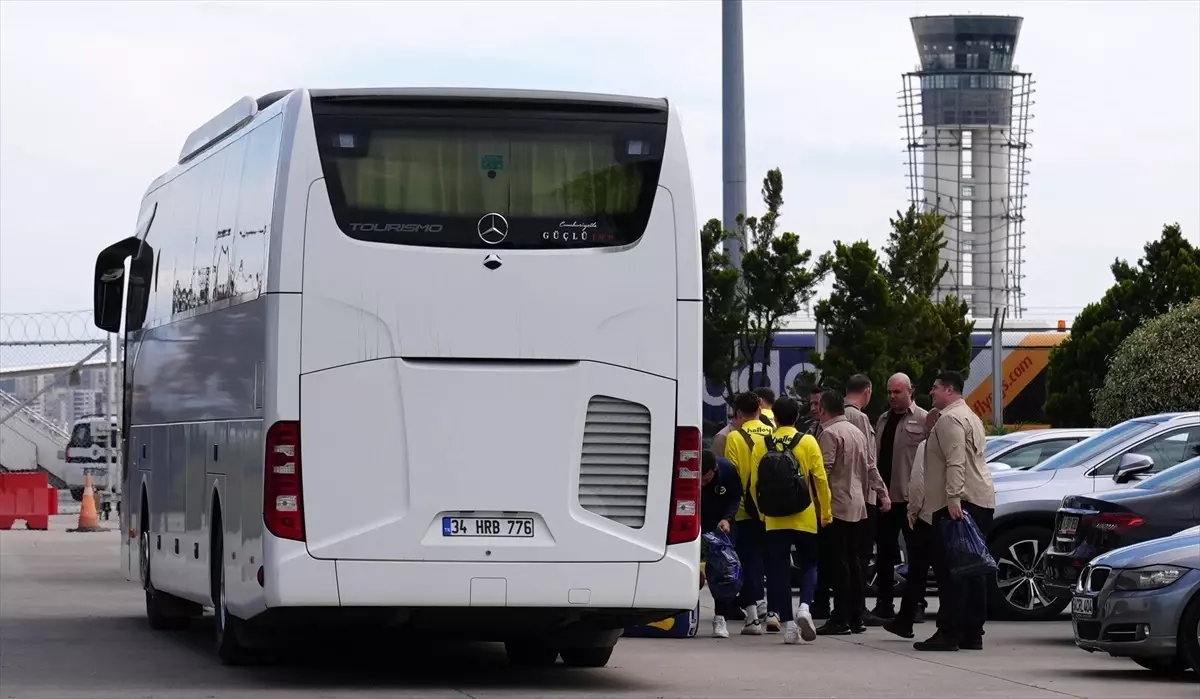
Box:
[991,307,1007,431]
[721,0,746,270]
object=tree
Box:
[1045,224,1200,426]
[1092,298,1200,427]
[810,205,973,415]
[699,168,825,404]
[739,169,825,391]
[700,218,744,401]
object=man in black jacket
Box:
[702,450,743,638]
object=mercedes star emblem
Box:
[477,212,508,245]
[482,254,502,270]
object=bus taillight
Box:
[264,421,305,542]
[667,426,701,545]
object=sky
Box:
[1,0,1198,323]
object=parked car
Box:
[987,412,1200,621]
[987,428,1103,473]
[1072,525,1200,675]
[1046,455,1200,599]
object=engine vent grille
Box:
[578,396,651,528]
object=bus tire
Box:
[140,509,194,631]
[559,645,614,668]
[211,506,257,666]
[505,640,559,667]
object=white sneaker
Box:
[756,599,768,620]
[797,605,817,642]
[741,605,764,635]
[712,616,730,639]
[765,612,782,633]
[784,620,801,644]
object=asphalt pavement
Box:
[1,515,1196,699]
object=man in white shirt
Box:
[883,408,939,640]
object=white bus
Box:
[92,87,703,666]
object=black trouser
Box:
[814,521,834,614]
[734,519,766,610]
[931,502,995,642]
[898,518,932,623]
[828,518,867,627]
[875,502,922,613]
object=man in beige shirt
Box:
[915,370,995,653]
[870,373,929,621]
[814,389,890,636]
[842,374,889,623]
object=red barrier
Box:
[47,485,59,515]
[0,472,51,530]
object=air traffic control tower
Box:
[901,15,1034,318]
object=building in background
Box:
[900,15,1034,318]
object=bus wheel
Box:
[559,645,614,668]
[211,512,256,666]
[505,640,559,667]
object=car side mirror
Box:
[1113,453,1154,483]
[990,462,1013,472]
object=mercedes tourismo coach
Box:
[91,88,703,666]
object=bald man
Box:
[870,373,930,622]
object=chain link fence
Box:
[0,311,123,516]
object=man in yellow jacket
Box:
[750,396,833,644]
[723,391,775,635]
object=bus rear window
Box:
[312,102,667,250]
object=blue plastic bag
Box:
[703,530,743,601]
[937,511,999,579]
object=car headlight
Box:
[1114,565,1190,591]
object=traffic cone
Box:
[69,474,105,533]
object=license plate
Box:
[442,516,534,538]
[1071,596,1094,618]
[1059,515,1080,536]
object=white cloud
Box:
[1,0,1197,319]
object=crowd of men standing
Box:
[701,370,997,650]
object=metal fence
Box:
[0,311,122,515]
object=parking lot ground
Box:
[2,516,1196,699]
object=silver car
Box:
[1072,525,1200,675]
[986,428,1104,472]
[987,412,1200,622]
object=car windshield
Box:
[985,436,1019,459]
[1133,456,1200,491]
[1030,420,1156,472]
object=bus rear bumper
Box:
[261,539,699,614]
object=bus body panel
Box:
[297,184,679,377]
[299,357,676,563]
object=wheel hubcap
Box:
[996,538,1052,612]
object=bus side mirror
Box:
[93,236,154,333]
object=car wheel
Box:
[70,487,84,502]
[1179,593,1200,674]
[987,526,1070,621]
[1132,656,1189,674]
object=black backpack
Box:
[754,434,813,518]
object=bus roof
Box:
[305,87,669,111]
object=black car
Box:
[1046,455,1200,599]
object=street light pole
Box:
[721,0,747,270]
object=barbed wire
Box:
[0,310,107,344]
